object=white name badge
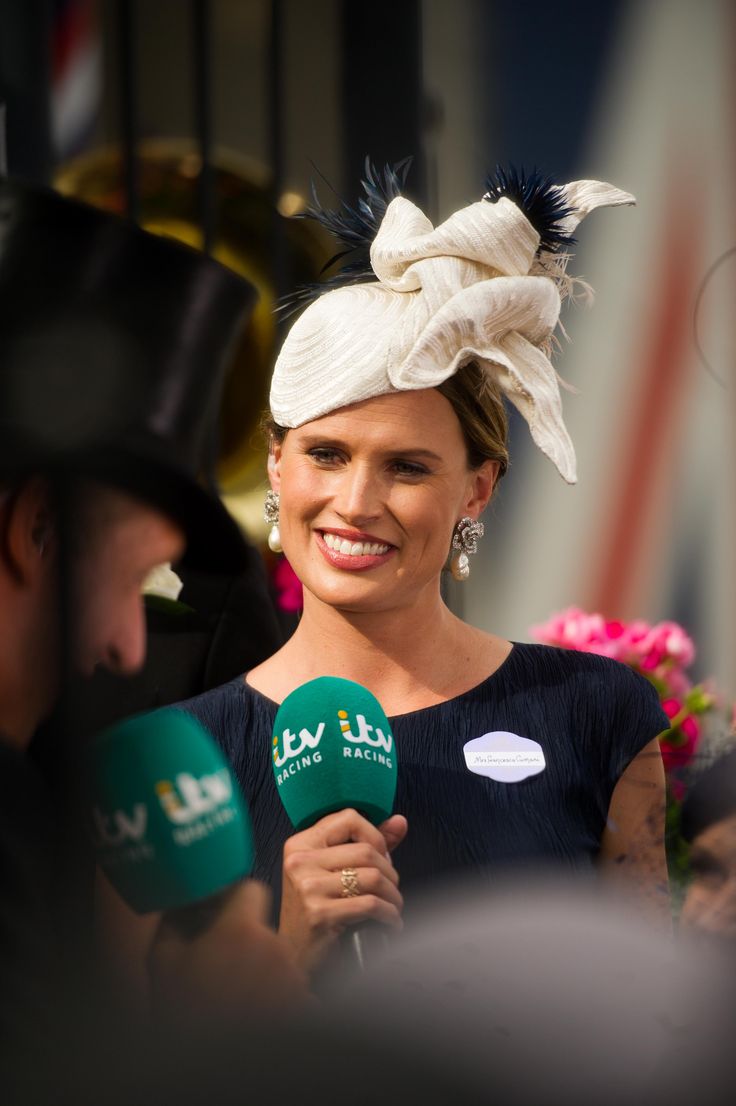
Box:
[463,731,546,783]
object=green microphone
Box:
[272,677,399,968]
[272,676,397,830]
[85,708,253,927]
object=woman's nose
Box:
[333,464,382,524]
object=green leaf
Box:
[143,594,195,617]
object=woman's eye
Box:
[308,447,342,465]
[391,460,429,477]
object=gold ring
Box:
[340,867,361,898]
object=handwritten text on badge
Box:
[463,731,546,783]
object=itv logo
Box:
[273,708,394,772]
[155,769,234,825]
[92,768,235,849]
[92,803,147,849]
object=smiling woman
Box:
[142,162,676,976]
[266,387,498,619]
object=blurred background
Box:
[1,0,734,693]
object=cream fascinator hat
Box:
[270,164,634,484]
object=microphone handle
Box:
[348,922,390,971]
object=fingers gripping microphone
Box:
[85,708,254,934]
[272,677,398,968]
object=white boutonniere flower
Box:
[142,563,183,602]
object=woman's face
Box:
[269,388,497,615]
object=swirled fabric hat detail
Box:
[270,164,635,484]
[0,178,256,571]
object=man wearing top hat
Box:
[0,179,305,1093]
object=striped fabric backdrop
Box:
[470,0,736,692]
[51,0,102,160]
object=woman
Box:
[165,165,673,975]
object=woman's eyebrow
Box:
[385,447,444,462]
[298,435,443,463]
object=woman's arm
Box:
[598,736,672,929]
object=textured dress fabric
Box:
[176,643,669,916]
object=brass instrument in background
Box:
[54,140,326,538]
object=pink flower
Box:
[645,621,695,668]
[663,623,696,666]
[669,778,686,802]
[272,557,304,613]
[661,698,682,720]
[660,730,698,771]
[639,647,665,672]
[531,609,716,784]
[619,619,652,655]
[531,607,612,652]
[616,619,695,676]
[617,621,659,669]
[655,664,691,700]
[680,715,700,743]
[659,701,700,770]
[583,641,624,659]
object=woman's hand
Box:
[279,808,408,972]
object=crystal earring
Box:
[450,516,484,581]
[264,490,282,553]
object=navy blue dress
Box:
[177,643,669,914]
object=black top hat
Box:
[0,179,256,572]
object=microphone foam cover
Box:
[85,708,253,913]
[272,676,397,830]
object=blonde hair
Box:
[436,360,509,477]
[263,359,509,477]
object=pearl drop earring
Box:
[450,517,484,581]
[263,490,282,553]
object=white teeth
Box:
[322,533,390,557]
